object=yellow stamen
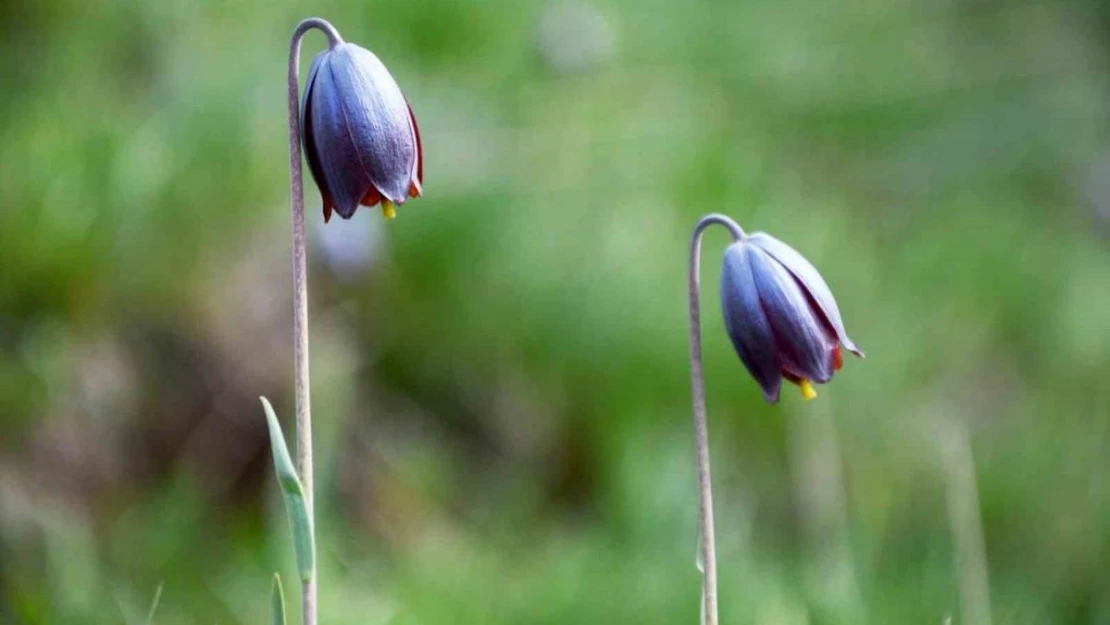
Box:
[381,200,397,220]
[798,379,817,400]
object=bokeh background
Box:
[2,0,1109,623]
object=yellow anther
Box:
[799,379,817,400]
[381,200,397,220]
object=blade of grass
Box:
[261,396,316,583]
[272,573,287,625]
[143,583,163,625]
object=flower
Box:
[719,232,862,403]
[301,42,423,222]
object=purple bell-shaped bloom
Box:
[719,232,863,403]
[301,42,423,222]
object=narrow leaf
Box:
[260,396,316,582]
[271,573,287,625]
[143,582,164,625]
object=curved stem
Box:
[687,213,744,625]
[287,17,342,625]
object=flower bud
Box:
[301,42,423,222]
[719,233,862,403]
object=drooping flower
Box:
[719,232,862,403]
[301,42,423,222]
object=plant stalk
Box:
[687,214,745,625]
[286,17,342,625]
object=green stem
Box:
[687,214,744,625]
[286,16,342,625]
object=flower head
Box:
[301,42,423,222]
[719,232,862,403]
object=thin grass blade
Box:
[271,573,287,625]
[143,582,163,625]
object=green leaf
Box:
[260,396,316,583]
[143,582,163,625]
[271,573,287,625]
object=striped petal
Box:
[748,245,836,385]
[406,99,423,197]
[308,50,374,218]
[748,232,862,356]
[720,242,783,403]
[300,51,335,220]
[327,44,417,205]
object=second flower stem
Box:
[687,214,745,625]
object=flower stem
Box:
[687,213,745,625]
[286,17,342,625]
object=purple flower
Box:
[301,42,423,222]
[719,232,862,403]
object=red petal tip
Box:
[360,186,383,207]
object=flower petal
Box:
[748,245,835,384]
[406,99,423,197]
[299,51,326,143]
[720,242,783,404]
[327,44,417,205]
[748,232,862,356]
[300,50,336,220]
[309,51,374,219]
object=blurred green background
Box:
[2,0,1109,623]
